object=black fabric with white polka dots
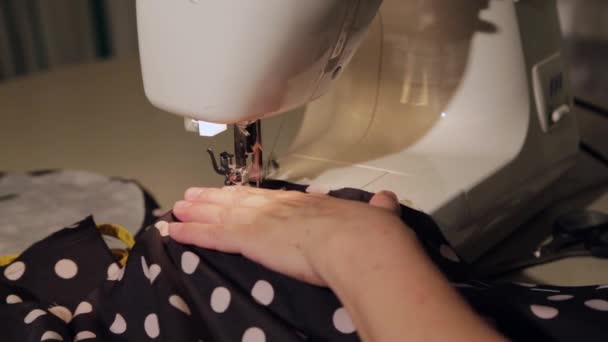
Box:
[1,181,607,341]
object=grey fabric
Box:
[0,170,146,255]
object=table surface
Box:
[1,58,607,286]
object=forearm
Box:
[321,225,506,342]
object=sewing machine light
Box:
[198,122,227,137]
[183,118,227,137]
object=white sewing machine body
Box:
[138,0,579,260]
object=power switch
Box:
[532,53,572,132]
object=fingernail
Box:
[174,200,193,210]
[185,187,204,200]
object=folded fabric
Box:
[0,181,606,341]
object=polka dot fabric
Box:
[0,181,605,341]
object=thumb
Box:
[369,191,401,215]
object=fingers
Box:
[169,222,247,254]
[173,201,256,224]
[184,186,272,208]
[369,191,401,215]
[176,186,309,225]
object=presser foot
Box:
[205,120,265,187]
[206,148,263,186]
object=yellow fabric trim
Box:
[0,223,135,267]
[110,249,130,266]
[97,224,135,249]
[0,254,18,267]
[98,224,135,266]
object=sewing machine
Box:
[136,0,579,261]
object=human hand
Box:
[169,187,505,342]
[169,186,412,286]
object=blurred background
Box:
[0,0,136,80]
[0,0,607,286]
[0,0,606,108]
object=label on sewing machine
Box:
[532,53,572,132]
